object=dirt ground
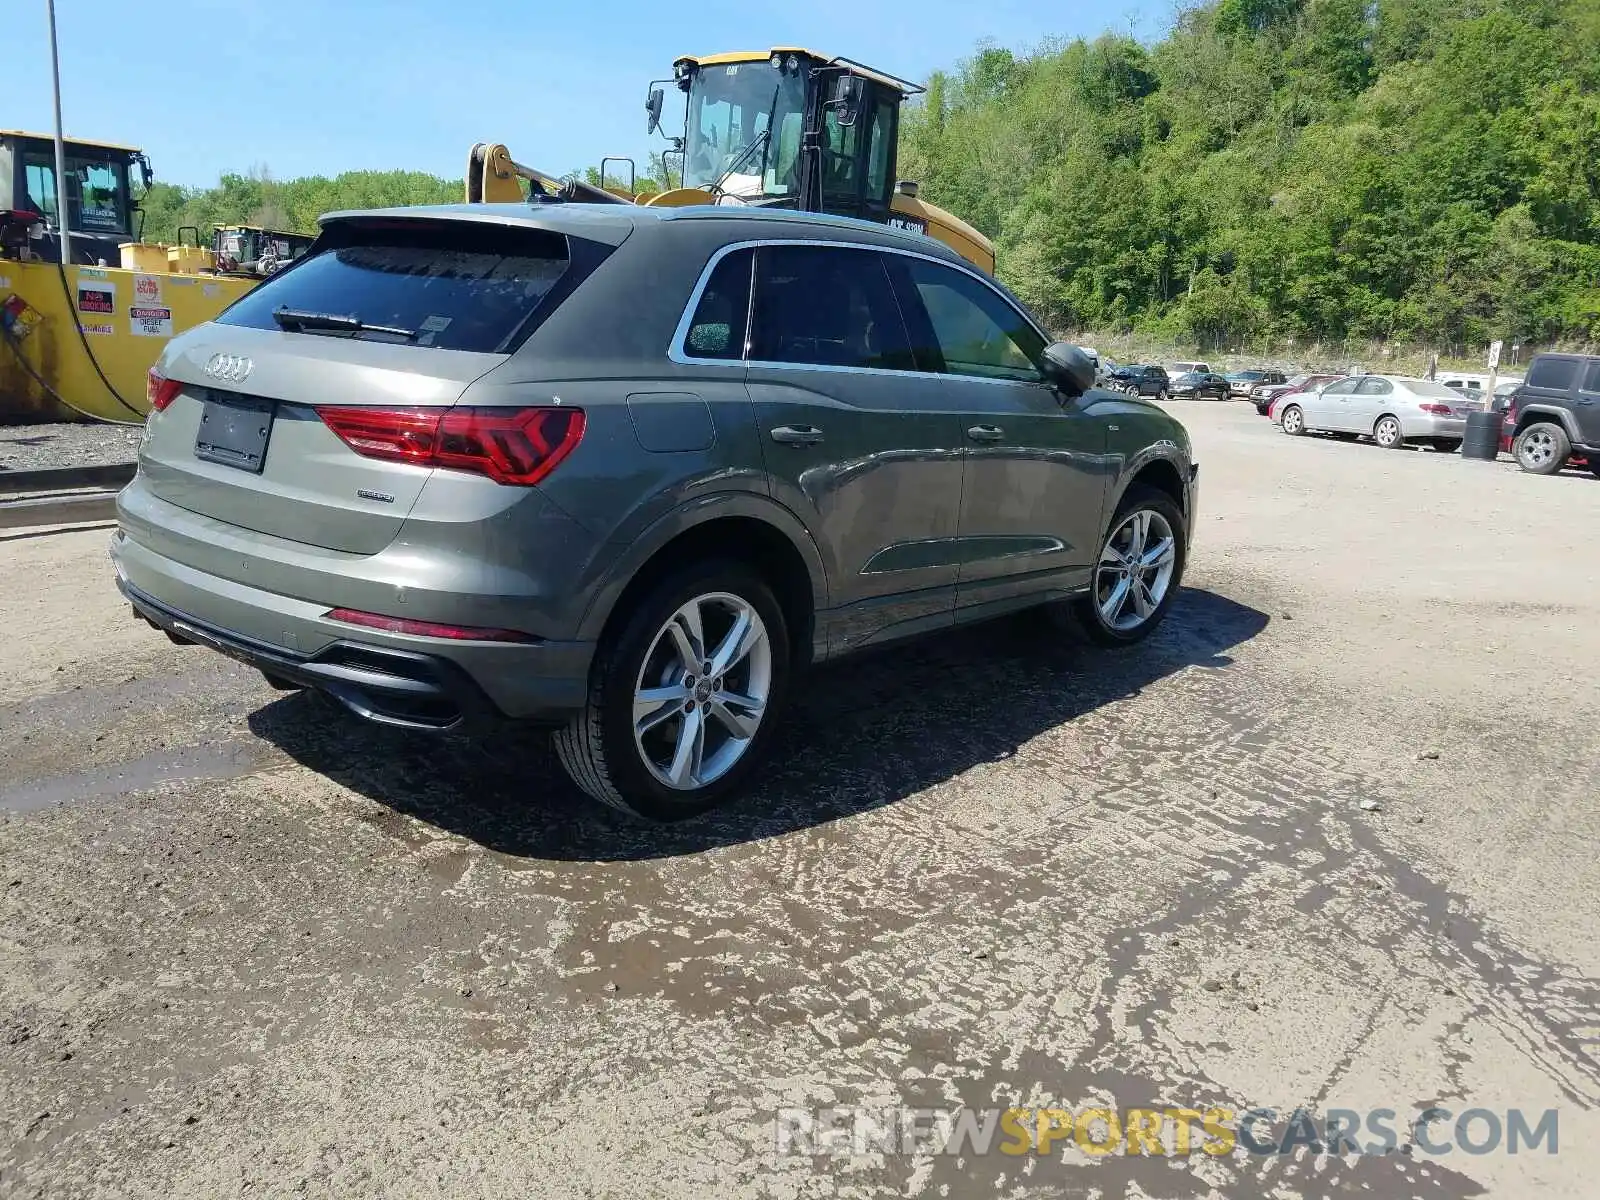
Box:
[2,401,1597,1199]
[0,423,142,472]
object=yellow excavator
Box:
[467,48,994,275]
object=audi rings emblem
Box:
[203,353,253,384]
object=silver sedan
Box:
[1276,375,1483,450]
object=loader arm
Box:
[465,143,632,206]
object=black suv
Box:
[1110,365,1171,400]
[1506,353,1600,476]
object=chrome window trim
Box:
[667,237,1052,389]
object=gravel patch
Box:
[0,422,142,472]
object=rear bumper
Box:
[120,577,501,730]
[1403,413,1467,438]
[110,529,594,729]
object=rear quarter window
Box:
[217,220,586,353]
[1526,357,1580,391]
[1409,381,1469,400]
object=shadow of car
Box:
[249,588,1269,862]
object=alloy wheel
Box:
[1519,428,1557,469]
[1095,509,1178,632]
[631,592,772,791]
[1282,407,1303,435]
[1375,417,1402,447]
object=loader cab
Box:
[0,131,150,264]
[670,49,912,225]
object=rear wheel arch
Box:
[579,499,826,669]
[1515,405,1581,441]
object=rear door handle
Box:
[770,424,824,446]
[967,424,1005,442]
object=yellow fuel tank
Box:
[1,259,255,423]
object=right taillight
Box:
[316,405,585,486]
[146,367,181,412]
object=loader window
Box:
[21,151,130,234]
[23,162,58,224]
[865,104,894,205]
[682,61,806,199]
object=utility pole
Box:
[46,0,72,267]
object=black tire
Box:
[1280,404,1306,436]
[553,560,791,821]
[1071,484,1188,647]
[1157,389,1170,403]
[1432,438,1462,454]
[1588,459,1600,480]
[1373,414,1406,449]
[1513,422,1571,475]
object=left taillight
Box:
[315,405,585,486]
[1418,403,1454,415]
[146,367,181,412]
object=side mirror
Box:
[1041,342,1096,397]
[646,87,665,136]
[832,75,863,127]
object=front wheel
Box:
[1072,485,1187,646]
[1281,404,1305,436]
[1373,415,1405,449]
[1513,422,1571,475]
[553,561,790,820]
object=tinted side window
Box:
[683,248,752,360]
[899,258,1045,382]
[1356,377,1392,395]
[1323,379,1357,394]
[1527,357,1579,390]
[1582,362,1600,392]
[750,245,913,370]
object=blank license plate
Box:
[195,394,274,473]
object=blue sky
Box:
[13,0,1168,189]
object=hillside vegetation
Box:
[135,0,1599,353]
[136,170,462,247]
[901,0,1600,350]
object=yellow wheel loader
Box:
[466,48,994,275]
[0,130,256,423]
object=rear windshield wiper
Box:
[271,307,417,340]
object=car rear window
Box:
[1527,357,1579,390]
[216,220,582,353]
[1409,381,1470,399]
